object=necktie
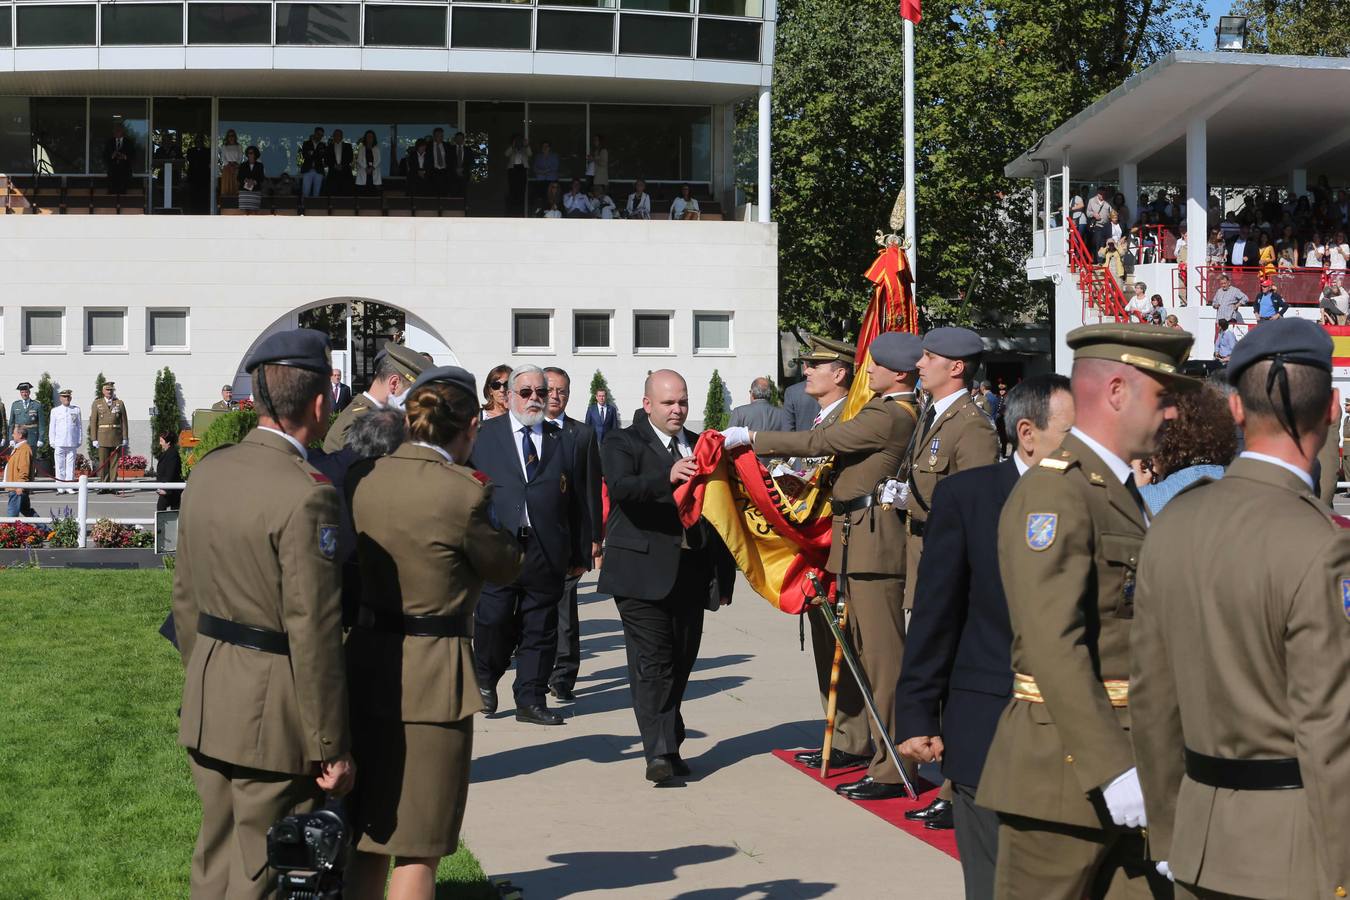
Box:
[668,436,682,461]
[812,411,824,427]
[918,404,937,444]
[1125,478,1150,522]
[521,427,538,481]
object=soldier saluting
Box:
[171,329,354,898]
[976,323,1193,899]
[1132,318,1350,899]
[88,381,129,482]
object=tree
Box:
[35,373,54,468]
[185,409,259,476]
[152,367,183,442]
[1234,0,1350,55]
[703,370,729,431]
[588,369,613,408]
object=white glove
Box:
[1102,767,1148,829]
[720,426,751,450]
[92,441,99,449]
[36,441,43,449]
[1156,861,1173,882]
[879,478,910,507]
[121,441,128,448]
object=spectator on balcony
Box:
[1320,284,1349,325]
[591,188,617,220]
[1304,239,1325,269]
[1276,223,1299,264]
[1105,207,1124,244]
[536,181,563,219]
[1111,191,1129,224]
[626,179,652,220]
[1124,281,1152,321]
[1147,294,1166,326]
[219,129,242,198]
[299,126,329,200]
[1213,318,1238,364]
[1329,231,1349,280]
[531,140,560,208]
[1210,271,1248,323]
[1206,229,1227,270]
[1257,230,1276,276]
[356,130,382,191]
[329,129,354,195]
[671,184,701,221]
[237,146,264,214]
[1086,185,1112,252]
[1098,238,1125,281]
[401,138,433,196]
[586,135,609,196]
[1278,247,1296,271]
[563,178,593,218]
[1251,275,1289,322]
[1067,186,1087,243]
[505,133,530,216]
[1227,224,1258,268]
[103,124,135,195]
[1219,210,1240,241]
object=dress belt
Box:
[830,494,875,516]
[1013,672,1129,708]
[1184,748,1303,791]
[356,607,470,638]
[197,611,290,656]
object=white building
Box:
[0,0,779,447]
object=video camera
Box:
[266,802,349,899]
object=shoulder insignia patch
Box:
[1038,457,1070,471]
[1026,513,1057,551]
[310,471,332,485]
[1089,471,1106,485]
[1333,514,1350,530]
[1342,577,1350,621]
[473,470,491,486]
[318,525,338,561]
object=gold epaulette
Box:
[1038,456,1070,471]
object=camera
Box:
[266,804,349,899]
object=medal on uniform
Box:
[1122,569,1136,606]
[928,438,940,467]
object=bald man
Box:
[598,370,737,785]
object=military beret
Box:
[1226,316,1331,383]
[922,327,985,360]
[798,335,857,365]
[870,331,923,372]
[408,365,478,398]
[245,328,332,374]
[1067,322,1197,386]
[375,342,429,382]
[16,382,32,391]
[58,389,72,397]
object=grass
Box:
[0,568,495,900]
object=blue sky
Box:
[1200,0,1235,44]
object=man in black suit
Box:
[1224,223,1260,268]
[401,138,433,196]
[328,129,354,195]
[299,126,330,201]
[543,366,603,703]
[329,369,352,413]
[469,364,590,726]
[584,389,618,443]
[429,127,450,196]
[449,131,474,204]
[895,373,1074,899]
[599,369,736,784]
[103,124,134,194]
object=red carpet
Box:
[772,749,960,860]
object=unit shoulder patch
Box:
[318,525,338,561]
[1342,577,1350,622]
[1026,512,1058,551]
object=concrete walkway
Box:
[461,574,963,899]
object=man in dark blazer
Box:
[449,131,475,202]
[103,124,135,194]
[328,129,354,195]
[599,369,736,785]
[584,388,618,443]
[401,138,433,195]
[783,378,819,431]
[469,364,589,726]
[1224,223,1260,268]
[727,377,789,432]
[543,366,604,702]
[895,373,1074,899]
[329,369,352,413]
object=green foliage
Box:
[152,367,183,445]
[47,508,80,548]
[588,369,613,408]
[703,370,730,431]
[35,373,54,466]
[1235,0,1350,55]
[184,408,258,475]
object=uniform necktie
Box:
[1125,477,1150,523]
[668,436,682,461]
[521,426,538,481]
[918,404,937,444]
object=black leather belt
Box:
[831,494,875,516]
[1184,748,1303,790]
[908,517,926,537]
[198,612,290,656]
[357,607,470,638]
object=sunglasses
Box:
[516,387,547,399]
[489,380,508,391]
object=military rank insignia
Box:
[318,525,338,561]
[1026,513,1057,551]
[1342,577,1350,621]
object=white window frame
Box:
[22,307,66,353]
[692,310,733,355]
[84,306,129,353]
[572,309,615,355]
[633,309,674,355]
[512,308,554,354]
[147,307,191,353]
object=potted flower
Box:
[117,454,149,480]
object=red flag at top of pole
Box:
[900,0,921,23]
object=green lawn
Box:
[0,568,495,899]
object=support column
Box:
[1119,162,1138,227]
[903,17,916,283]
[1060,154,1070,244]
[1186,116,1208,309]
[1291,167,1307,201]
[757,85,771,224]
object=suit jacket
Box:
[584,403,617,443]
[331,382,352,414]
[3,440,33,484]
[347,444,522,722]
[300,138,330,175]
[171,429,349,774]
[1224,235,1260,267]
[783,380,820,432]
[103,136,133,172]
[1131,458,1350,898]
[401,151,431,178]
[977,434,1144,829]
[468,415,588,581]
[728,399,789,432]
[598,421,736,603]
[557,414,603,545]
[330,142,354,177]
[896,460,1019,788]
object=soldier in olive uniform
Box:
[211,385,237,411]
[171,329,354,899]
[977,323,1194,900]
[725,331,922,799]
[11,382,46,452]
[1132,318,1350,900]
[322,343,426,453]
[88,381,129,482]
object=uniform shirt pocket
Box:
[1099,532,1142,619]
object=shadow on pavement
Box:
[500,844,740,898]
[685,720,821,777]
[471,733,643,784]
[672,880,837,899]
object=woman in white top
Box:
[670,183,701,220]
[1305,239,1326,269]
[626,178,651,220]
[355,130,382,189]
[1124,282,1153,322]
[219,129,242,197]
[1328,231,1349,275]
[1107,207,1123,243]
[586,135,609,195]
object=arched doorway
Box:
[235,297,457,395]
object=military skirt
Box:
[349,714,473,858]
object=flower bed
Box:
[90,518,155,549]
[0,511,154,550]
[0,522,46,549]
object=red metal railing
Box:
[1067,224,1131,322]
[1136,223,1179,263]
[1194,265,1343,307]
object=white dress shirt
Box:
[564,192,593,215]
[509,411,545,525]
[1069,427,1132,485]
[928,387,969,423]
[1238,451,1314,491]
[813,396,846,426]
[411,441,454,464]
[258,426,308,461]
[1230,238,1248,266]
[1014,452,1031,476]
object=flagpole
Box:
[903,17,916,286]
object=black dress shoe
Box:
[905,797,953,822]
[548,683,576,703]
[794,749,871,769]
[479,687,497,716]
[515,704,565,725]
[836,776,909,801]
[646,757,674,784]
[667,754,691,776]
[924,802,955,830]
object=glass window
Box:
[23,310,64,350]
[149,309,189,349]
[451,7,531,49]
[536,10,613,52]
[700,0,761,15]
[513,312,552,351]
[188,3,271,44]
[590,104,710,182]
[540,0,615,7]
[618,13,689,56]
[16,5,95,46]
[622,0,690,10]
[528,104,586,183]
[102,4,184,44]
[91,99,150,176]
[31,98,87,175]
[86,310,126,351]
[634,313,672,352]
[0,6,11,47]
[696,16,758,60]
[0,98,30,171]
[694,313,731,352]
[363,5,445,47]
[276,3,358,44]
[574,313,612,351]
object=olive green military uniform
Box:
[171,428,349,899]
[1317,421,1339,506]
[88,392,129,482]
[754,392,919,783]
[211,400,235,412]
[346,443,523,856]
[322,391,380,453]
[1131,458,1350,900]
[904,390,998,609]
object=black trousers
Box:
[506,165,527,217]
[550,573,583,692]
[615,560,707,762]
[473,538,563,708]
[953,781,999,900]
